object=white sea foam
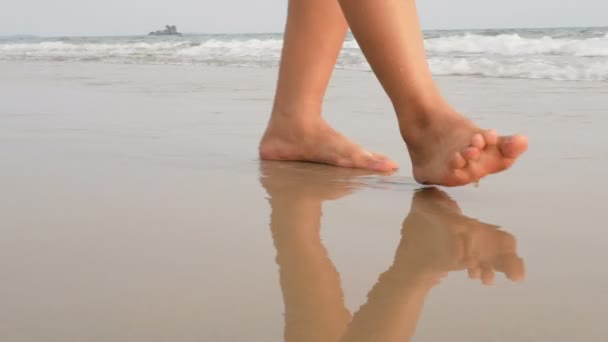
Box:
[176,39,283,60]
[427,58,608,81]
[424,34,608,57]
[1,31,607,81]
[0,39,284,65]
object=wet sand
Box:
[1,61,607,341]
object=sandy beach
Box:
[1,61,607,341]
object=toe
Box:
[450,151,467,169]
[471,133,486,149]
[356,151,398,171]
[371,152,400,170]
[483,129,498,145]
[481,265,495,285]
[466,160,485,181]
[369,161,396,172]
[335,158,354,168]
[468,267,481,279]
[502,255,526,282]
[462,147,481,161]
[352,152,376,170]
[499,135,529,159]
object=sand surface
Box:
[1,61,607,341]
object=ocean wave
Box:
[1,41,192,55]
[0,39,284,63]
[427,58,608,81]
[1,33,608,81]
[3,34,606,58]
[425,33,608,56]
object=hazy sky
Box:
[2,0,607,36]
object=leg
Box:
[338,0,529,186]
[259,0,398,172]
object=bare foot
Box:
[401,107,529,187]
[260,115,399,172]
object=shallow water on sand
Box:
[1,62,607,341]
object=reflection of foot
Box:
[340,188,524,342]
[260,161,394,202]
[259,115,399,172]
[396,187,525,285]
[401,107,528,186]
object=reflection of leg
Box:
[340,198,447,342]
[270,198,351,342]
[338,0,528,186]
[341,264,434,342]
[340,190,460,342]
[341,188,525,341]
[259,0,398,172]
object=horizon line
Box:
[1,25,607,39]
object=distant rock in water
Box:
[149,25,182,36]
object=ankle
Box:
[266,105,328,132]
[271,98,323,120]
[396,98,455,142]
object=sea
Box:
[1,27,607,81]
